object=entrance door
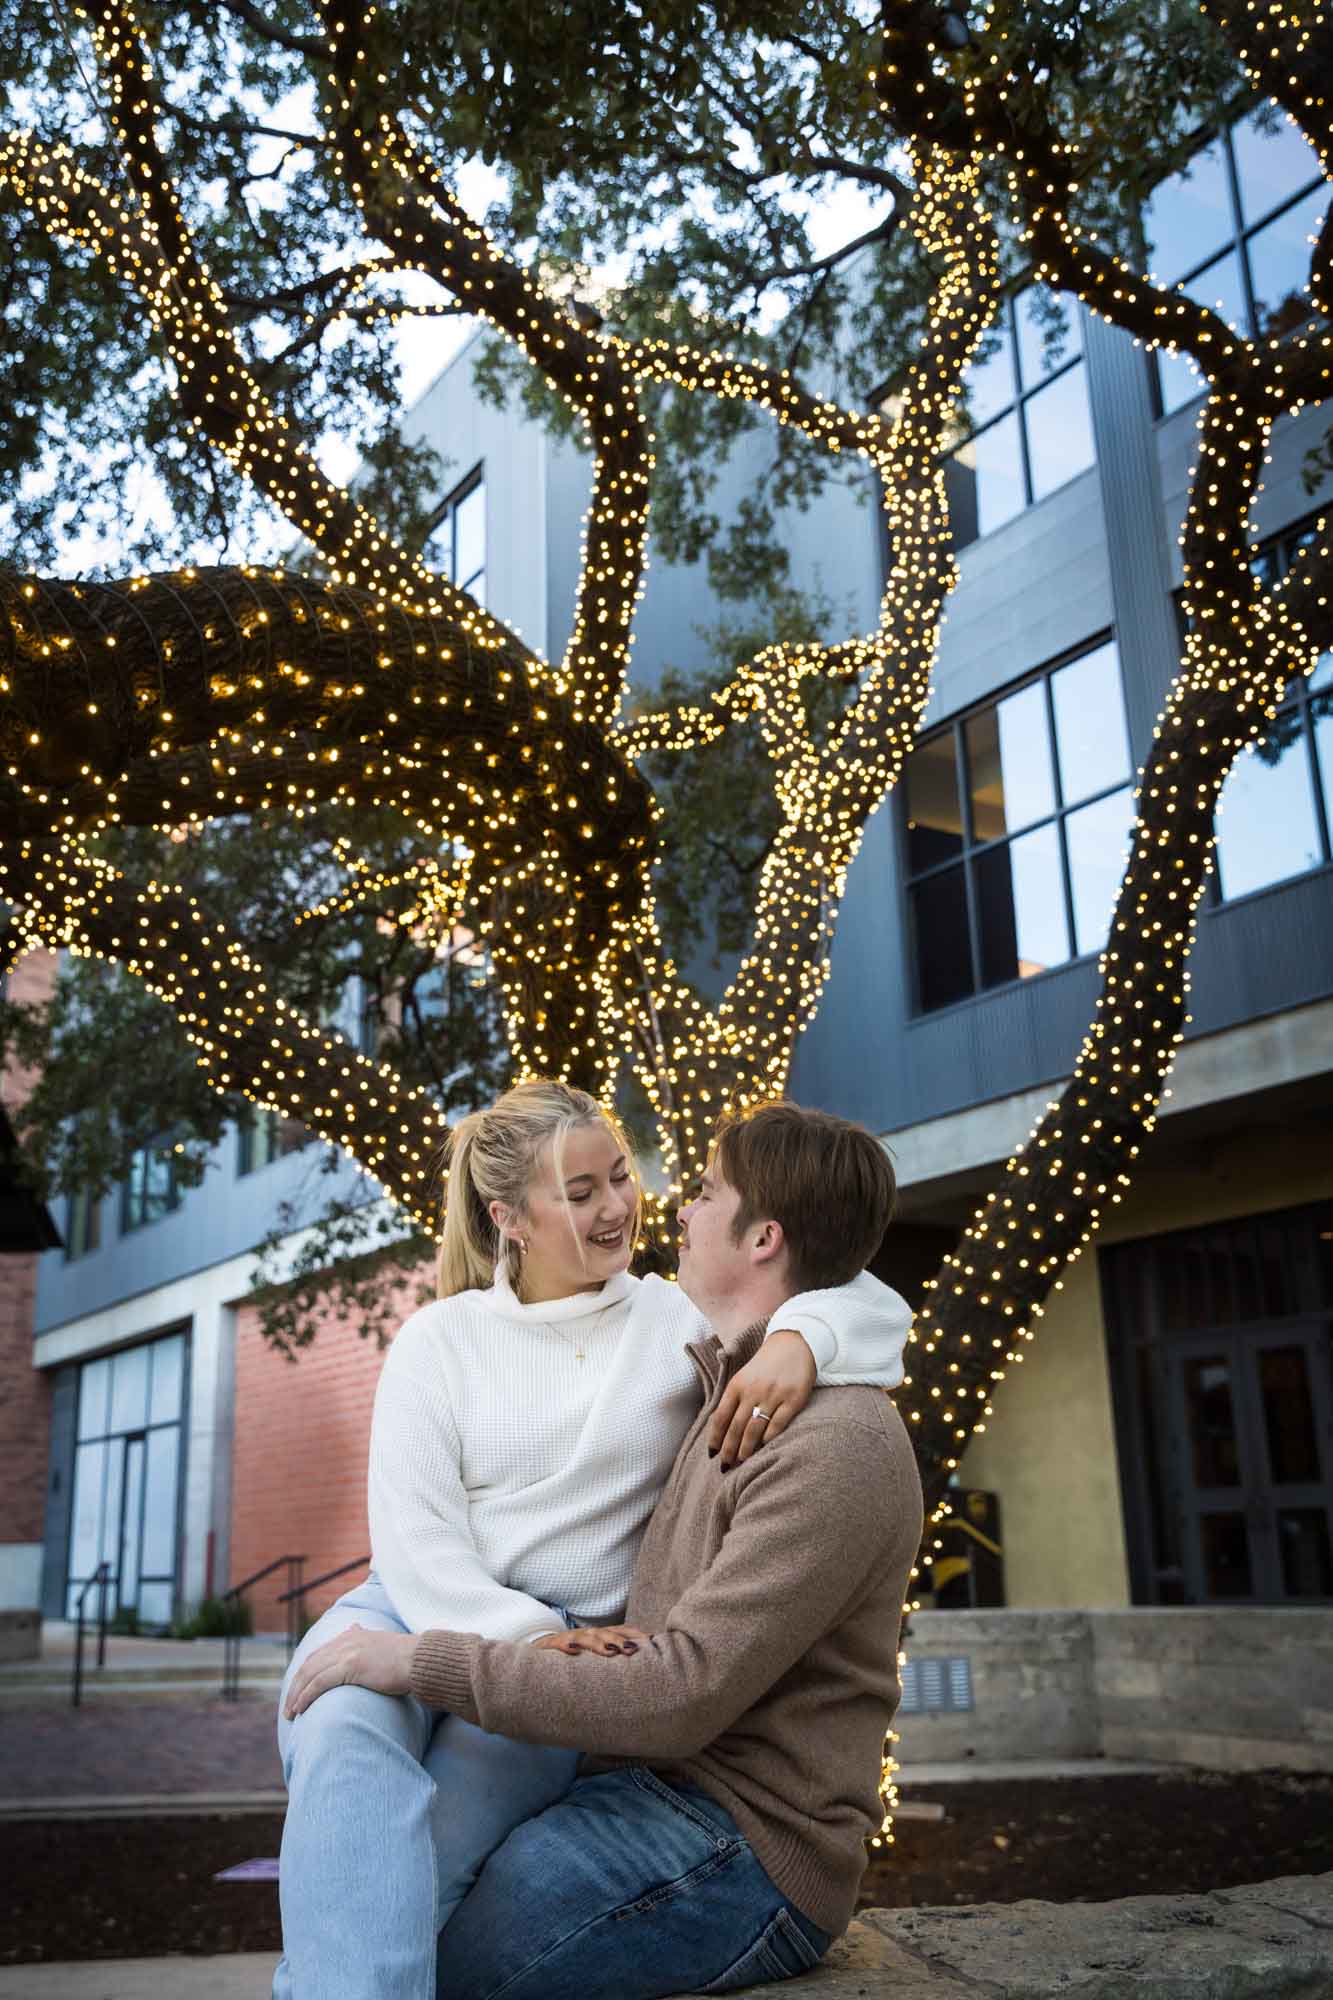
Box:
[1250,1325,1333,1599]
[1167,1321,1333,1603]
[64,1330,187,1625]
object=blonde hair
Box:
[436,1079,640,1299]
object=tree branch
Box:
[321,0,651,730]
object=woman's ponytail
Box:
[436,1112,504,1298]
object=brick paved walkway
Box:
[0,1702,283,1800]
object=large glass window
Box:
[237,1106,310,1177]
[121,1139,181,1232]
[66,1330,187,1626]
[944,286,1095,549]
[1211,527,1333,902]
[1144,106,1327,416]
[422,466,486,603]
[902,639,1134,1013]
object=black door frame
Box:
[1101,1200,1333,1606]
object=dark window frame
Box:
[899,633,1134,1017]
[120,1139,182,1233]
[64,1186,101,1262]
[421,464,486,598]
[236,1106,310,1177]
[1147,109,1328,420]
[942,284,1095,544]
[1201,517,1333,910]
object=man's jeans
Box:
[272,1575,581,2000]
[436,1763,833,1999]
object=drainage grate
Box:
[899,1655,973,1714]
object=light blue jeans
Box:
[272,1575,581,2000]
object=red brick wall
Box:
[0,1250,48,1548]
[0,951,56,1561]
[229,1270,430,1632]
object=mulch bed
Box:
[2,1769,1330,1964]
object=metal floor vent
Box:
[899,1655,973,1714]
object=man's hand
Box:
[533,1624,651,1658]
[708,1329,817,1469]
[284,1623,418,1719]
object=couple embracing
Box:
[275,1082,923,1998]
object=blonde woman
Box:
[273,1081,911,2000]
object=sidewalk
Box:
[0,1697,283,1806]
[0,1958,278,1997]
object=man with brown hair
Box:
[288,1100,922,1998]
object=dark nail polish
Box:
[707,1448,718,1458]
[606,1644,621,1654]
[623,1643,638,1654]
[721,1461,733,1473]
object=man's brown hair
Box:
[713,1100,897,1291]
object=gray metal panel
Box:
[32,1139,369,1337]
[928,462,1111,729]
[1082,315,1181,758]
[795,310,1333,1136]
[1190,870,1333,1033]
[41,1364,78,1620]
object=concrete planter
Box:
[896,1608,1333,1772]
[0,1610,39,1664]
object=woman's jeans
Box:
[271,1575,581,2000]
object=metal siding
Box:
[1082,313,1181,759]
[796,313,1333,1133]
[33,1142,368,1338]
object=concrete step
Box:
[0,1658,286,1686]
[0,1674,282,1707]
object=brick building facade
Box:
[228,1275,426,1631]
[0,950,58,1649]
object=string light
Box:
[5,0,1327,1853]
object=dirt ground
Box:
[2,1768,1329,1965]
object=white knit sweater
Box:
[367,1266,912,1643]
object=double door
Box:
[1168,1321,1332,1603]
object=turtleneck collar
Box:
[486,1262,637,1326]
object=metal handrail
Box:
[220,1553,306,1701]
[276,1554,370,1608]
[72,1562,111,1708]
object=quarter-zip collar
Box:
[683,1318,769,1401]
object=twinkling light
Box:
[6,0,1328,1855]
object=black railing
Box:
[220,1554,305,1701]
[276,1554,370,1625]
[71,1562,111,1708]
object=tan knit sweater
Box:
[410,1316,924,1936]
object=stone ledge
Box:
[791,1872,1333,1998]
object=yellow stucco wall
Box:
[955,1120,1333,1610]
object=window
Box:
[66,1330,187,1626]
[121,1140,182,1232]
[237,1106,310,1176]
[65,1187,101,1261]
[1210,527,1333,902]
[944,286,1096,549]
[422,467,485,603]
[902,639,1134,1013]
[1144,106,1327,416]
